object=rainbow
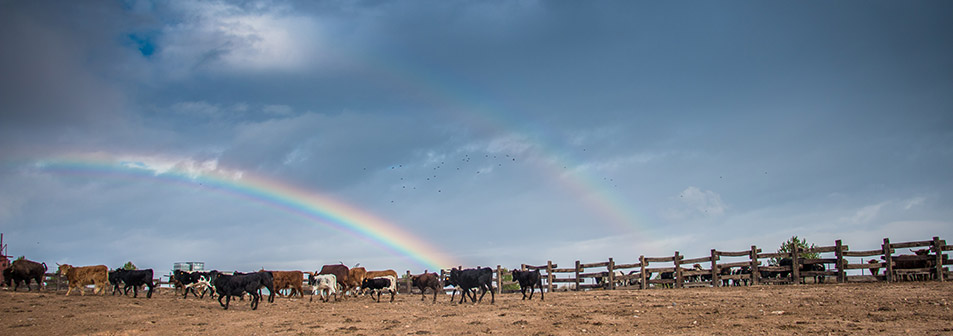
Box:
[26,152,458,271]
[356,55,647,233]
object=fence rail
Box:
[6,236,949,295]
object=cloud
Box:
[839,202,889,225]
[152,2,329,77]
[662,186,727,220]
[902,196,926,210]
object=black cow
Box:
[411,272,441,303]
[361,276,396,302]
[109,269,123,295]
[213,271,275,310]
[112,269,156,298]
[4,258,47,291]
[444,272,475,303]
[511,269,543,301]
[448,267,494,304]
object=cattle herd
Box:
[1,260,545,310]
[2,246,946,311]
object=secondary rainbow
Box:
[358,54,648,234]
[29,153,458,271]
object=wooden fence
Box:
[18,236,952,295]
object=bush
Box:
[772,236,820,265]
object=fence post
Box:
[574,260,581,292]
[608,257,615,290]
[711,249,720,287]
[405,270,412,294]
[750,245,760,286]
[835,240,845,283]
[934,236,944,282]
[883,238,893,282]
[674,251,683,288]
[639,255,647,290]
[546,261,554,293]
[496,265,503,294]
[791,243,800,285]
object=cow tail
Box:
[42,262,48,272]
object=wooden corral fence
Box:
[424,236,951,294]
[21,236,952,295]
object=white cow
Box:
[310,274,338,302]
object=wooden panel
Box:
[643,256,677,262]
[614,263,642,270]
[801,258,838,265]
[579,271,607,278]
[891,255,932,261]
[804,245,839,253]
[719,274,747,280]
[714,250,750,257]
[550,278,576,283]
[759,265,791,272]
[644,267,675,273]
[942,245,953,252]
[551,268,576,273]
[801,271,838,276]
[843,249,886,257]
[681,270,710,276]
[889,241,933,249]
[580,261,611,268]
[845,263,882,270]
[681,256,714,264]
[894,267,934,273]
[648,279,676,284]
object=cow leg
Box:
[250,290,260,310]
[224,295,231,310]
[390,289,395,302]
[146,282,154,299]
[132,284,139,298]
[539,281,544,301]
[432,287,438,303]
[218,294,226,307]
[65,286,72,296]
[527,285,534,300]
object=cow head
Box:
[56,264,73,276]
[914,248,931,256]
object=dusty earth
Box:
[1,282,952,335]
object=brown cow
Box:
[316,264,350,297]
[269,271,305,297]
[411,272,441,303]
[347,267,367,297]
[5,258,47,291]
[56,264,108,296]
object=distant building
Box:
[172,262,205,272]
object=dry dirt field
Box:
[2,282,952,335]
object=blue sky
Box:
[1,1,950,275]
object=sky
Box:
[1,1,951,276]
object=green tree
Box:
[122,261,137,270]
[772,236,819,265]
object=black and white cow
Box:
[361,275,396,302]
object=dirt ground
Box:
[1,282,952,335]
